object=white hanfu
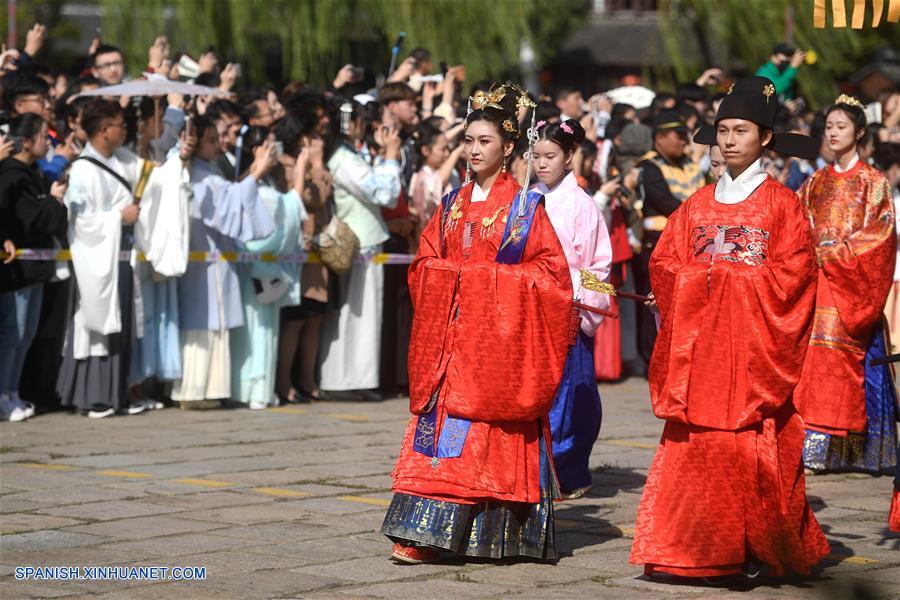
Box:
[57,143,143,412]
[319,146,400,392]
[171,160,274,402]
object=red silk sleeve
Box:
[407,208,459,414]
[443,206,573,422]
[649,183,818,430]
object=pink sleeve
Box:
[577,198,614,336]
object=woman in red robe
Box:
[794,95,897,474]
[381,84,574,563]
[630,77,830,579]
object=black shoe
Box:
[356,389,382,402]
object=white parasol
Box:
[604,86,656,110]
[76,75,231,162]
[75,74,232,99]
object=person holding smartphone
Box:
[0,114,68,421]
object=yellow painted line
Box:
[602,440,657,450]
[827,554,879,565]
[252,487,313,498]
[268,406,309,415]
[95,470,153,479]
[171,478,236,488]
[17,463,74,471]
[327,413,372,423]
[337,495,391,507]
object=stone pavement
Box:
[1,379,898,599]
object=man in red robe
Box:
[630,77,830,579]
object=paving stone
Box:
[0,529,106,552]
[89,532,264,560]
[2,485,148,506]
[0,513,86,534]
[60,515,225,540]
[139,490,274,510]
[2,386,897,599]
[339,577,514,599]
[176,500,313,525]
[34,500,187,522]
[244,533,387,565]
[289,555,463,584]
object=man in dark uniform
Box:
[634,110,704,365]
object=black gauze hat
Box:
[693,76,819,159]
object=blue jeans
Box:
[0,285,44,395]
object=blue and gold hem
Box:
[381,429,558,561]
[802,324,898,475]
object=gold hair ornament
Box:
[502,119,517,133]
[762,84,775,103]
[835,94,863,109]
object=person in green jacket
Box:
[755,43,807,100]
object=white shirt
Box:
[714,158,767,204]
[833,153,859,173]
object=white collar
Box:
[714,158,767,204]
[833,153,859,173]
[472,182,489,203]
[536,171,577,199]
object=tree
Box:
[98,0,591,89]
[659,0,900,108]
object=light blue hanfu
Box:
[230,186,305,406]
[129,272,182,383]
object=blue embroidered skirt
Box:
[802,324,898,474]
[549,331,602,492]
[380,427,558,561]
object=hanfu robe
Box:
[130,155,192,383]
[57,143,144,412]
[794,160,897,473]
[230,185,305,406]
[172,160,274,402]
[630,175,830,577]
[536,171,613,493]
[381,173,573,560]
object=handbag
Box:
[314,202,359,275]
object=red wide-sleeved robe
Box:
[392,173,573,504]
[794,161,896,436]
[629,178,830,577]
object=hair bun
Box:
[562,119,586,144]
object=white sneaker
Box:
[144,399,165,410]
[127,403,147,416]
[87,408,115,419]
[10,393,35,419]
[0,394,27,422]
[248,401,269,410]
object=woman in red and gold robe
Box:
[631,76,830,578]
[381,85,573,563]
[794,96,897,474]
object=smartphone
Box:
[10,136,24,153]
[440,61,448,76]
[272,141,284,158]
[350,66,364,83]
[232,63,242,78]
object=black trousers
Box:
[634,231,661,367]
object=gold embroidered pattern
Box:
[481,205,507,239]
